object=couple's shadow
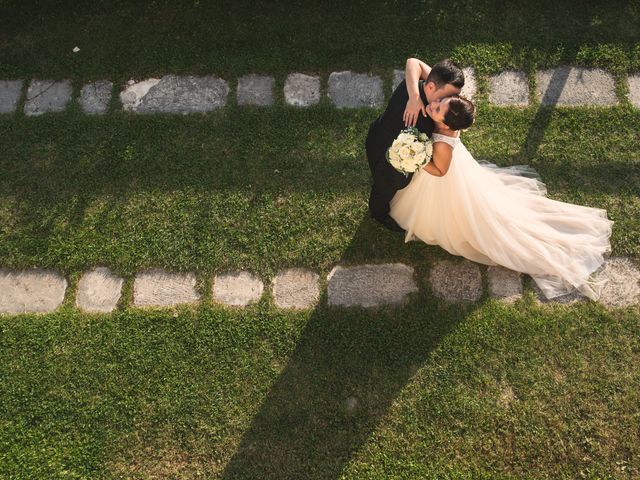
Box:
[221,215,480,479]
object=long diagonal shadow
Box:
[220,215,481,479]
[219,69,574,478]
[518,67,570,162]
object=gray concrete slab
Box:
[121,75,229,113]
[429,260,482,303]
[76,267,124,313]
[24,80,72,115]
[536,67,617,106]
[273,268,320,309]
[328,71,384,108]
[490,71,529,105]
[237,74,275,106]
[213,271,264,306]
[80,80,112,114]
[0,80,23,113]
[0,269,67,314]
[592,257,640,308]
[487,266,523,302]
[284,73,320,107]
[327,263,418,307]
[628,73,640,108]
[461,67,477,100]
[392,69,405,92]
[133,269,200,307]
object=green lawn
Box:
[1,0,640,80]
[1,1,640,478]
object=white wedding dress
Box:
[389,133,614,300]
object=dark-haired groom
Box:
[365,58,465,231]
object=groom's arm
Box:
[403,58,431,127]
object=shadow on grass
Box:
[220,217,481,479]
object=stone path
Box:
[2,67,637,114]
[1,257,638,314]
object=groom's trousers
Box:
[366,133,413,221]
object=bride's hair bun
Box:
[444,95,475,131]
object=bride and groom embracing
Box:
[365,58,613,301]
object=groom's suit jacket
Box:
[365,79,434,219]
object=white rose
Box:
[391,139,403,150]
[414,152,427,164]
[399,146,411,160]
[412,141,425,153]
[389,149,401,163]
[397,133,415,145]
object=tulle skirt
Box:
[389,142,613,300]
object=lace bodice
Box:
[432,132,460,148]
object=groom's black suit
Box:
[365,79,434,225]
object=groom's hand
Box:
[403,96,427,127]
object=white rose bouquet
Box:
[386,126,433,177]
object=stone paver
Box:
[76,267,124,313]
[592,257,640,308]
[392,69,405,92]
[461,67,477,100]
[120,78,160,111]
[0,80,23,113]
[328,71,384,108]
[487,266,523,302]
[213,271,264,306]
[327,263,417,307]
[0,269,67,314]
[284,73,320,107]
[490,71,529,105]
[628,73,640,108]
[273,268,320,309]
[24,80,72,115]
[121,75,229,113]
[429,260,482,303]
[536,67,617,106]
[80,80,113,114]
[237,74,275,106]
[133,269,200,307]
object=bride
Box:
[389,95,614,300]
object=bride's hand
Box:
[403,96,427,127]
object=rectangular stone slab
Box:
[122,75,229,114]
[327,263,417,307]
[628,73,640,108]
[536,67,617,106]
[284,73,320,107]
[237,74,275,106]
[134,269,200,307]
[212,271,264,306]
[273,268,319,309]
[328,71,384,108]
[80,80,113,114]
[24,80,72,115]
[0,80,23,113]
[0,269,67,313]
[490,71,529,105]
[76,267,123,312]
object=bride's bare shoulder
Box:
[431,141,454,175]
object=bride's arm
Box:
[422,142,452,177]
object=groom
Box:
[365,58,465,231]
